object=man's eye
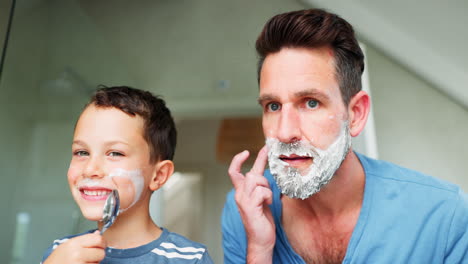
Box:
[74,151,89,156]
[306,99,319,109]
[267,102,281,112]
[109,152,124,157]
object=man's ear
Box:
[347,90,370,137]
[149,160,174,191]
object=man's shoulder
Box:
[358,153,462,195]
[358,153,467,228]
[355,154,468,262]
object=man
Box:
[222,9,467,264]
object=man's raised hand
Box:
[228,145,275,263]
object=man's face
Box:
[259,47,351,199]
[68,105,156,221]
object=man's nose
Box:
[276,106,301,143]
[83,156,105,178]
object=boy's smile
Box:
[80,186,113,201]
[68,104,156,221]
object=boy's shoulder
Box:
[161,228,208,250]
[41,229,96,263]
[42,228,213,264]
[154,228,210,260]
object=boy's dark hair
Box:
[86,85,177,162]
[256,9,364,106]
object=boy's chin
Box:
[80,208,103,222]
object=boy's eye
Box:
[109,152,124,157]
[266,102,281,112]
[306,99,319,109]
[74,150,89,156]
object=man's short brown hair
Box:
[256,9,364,105]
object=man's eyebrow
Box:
[294,89,330,102]
[257,94,279,105]
[257,89,331,105]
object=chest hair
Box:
[282,207,357,264]
[287,227,351,264]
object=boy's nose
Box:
[276,106,301,144]
[83,157,105,178]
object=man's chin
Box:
[280,185,321,200]
[271,165,334,199]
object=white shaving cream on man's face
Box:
[266,122,351,199]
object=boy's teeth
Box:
[83,190,110,196]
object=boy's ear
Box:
[149,160,174,191]
[347,90,370,137]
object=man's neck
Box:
[280,151,366,263]
[282,150,365,220]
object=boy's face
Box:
[68,104,156,221]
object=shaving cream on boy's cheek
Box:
[108,168,145,213]
[69,164,146,218]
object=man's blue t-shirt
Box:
[222,153,468,263]
[41,228,213,264]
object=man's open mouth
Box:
[279,154,313,165]
[279,154,312,161]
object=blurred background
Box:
[0,0,467,263]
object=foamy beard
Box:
[266,122,351,199]
[76,168,145,214]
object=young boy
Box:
[41,86,213,263]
